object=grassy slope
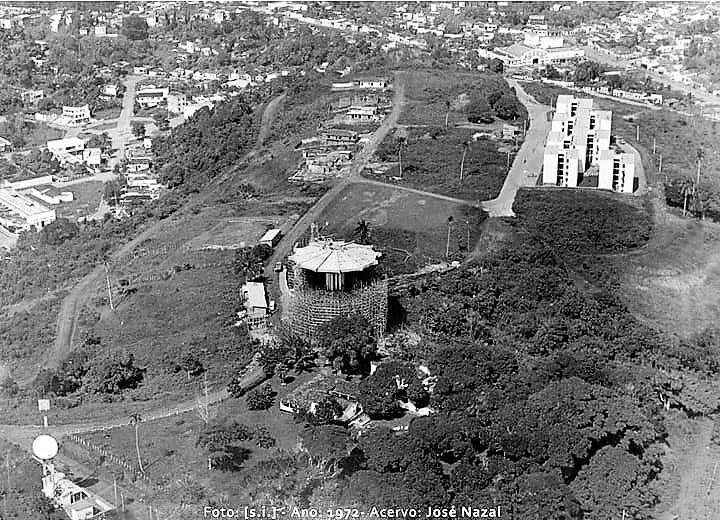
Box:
[319,183,486,276]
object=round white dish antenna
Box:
[32,435,58,460]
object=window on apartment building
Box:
[589,115,596,130]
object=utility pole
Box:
[636,124,640,142]
[652,136,656,154]
[465,219,470,253]
[104,262,114,310]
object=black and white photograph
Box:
[0,0,717,518]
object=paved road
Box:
[481,79,550,217]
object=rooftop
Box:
[289,239,381,273]
[242,281,267,309]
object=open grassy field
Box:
[50,181,104,220]
[373,127,515,201]
[317,183,486,276]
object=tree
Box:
[680,177,695,217]
[39,218,79,245]
[358,361,429,419]
[488,58,504,73]
[444,100,451,129]
[86,351,144,394]
[445,216,454,258]
[246,384,275,410]
[175,353,204,379]
[129,413,145,475]
[197,420,253,471]
[121,15,149,41]
[103,179,125,206]
[459,141,469,181]
[465,95,493,124]
[493,93,522,120]
[131,121,146,140]
[317,314,377,375]
[395,135,406,178]
[86,132,112,152]
[354,220,371,245]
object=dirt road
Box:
[48,93,287,376]
[265,77,406,279]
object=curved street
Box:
[481,78,551,217]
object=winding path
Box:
[48,93,287,375]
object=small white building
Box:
[47,137,86,164]
[259,228,282,248]
[136,86,169,108]
[61,105,91,126]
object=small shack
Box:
[259,228,282,248]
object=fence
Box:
[64,433,151,484]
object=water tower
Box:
[287,238,387,343]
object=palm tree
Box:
[444,100,451,129]
[354,220,371,245]
[445,216,454,258]
[129,413,145,475]
[459,141,469,181]
[680,177,695,217]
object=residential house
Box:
[21,89,44,106]
[61,105,91,126]
[136,86,169,108]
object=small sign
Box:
[38,399,50,412]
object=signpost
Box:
[38,399,50,428]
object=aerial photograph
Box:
[0,0,718,518]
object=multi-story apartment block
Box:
[542,95,634,193]
[598,150,635,193]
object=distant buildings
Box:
[490,16,584,68]
[542,95,635,193]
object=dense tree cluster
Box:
[317,314,378,375]
[153,97,256,193]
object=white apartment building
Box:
[61,105,91,126]
[136,86,169,108]
[542,95,635,193]
[598,150,635,193]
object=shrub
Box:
[246,384,275,410]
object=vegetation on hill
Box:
[153,96,257,193]
[513,188,653,254]
[399,69,528,127]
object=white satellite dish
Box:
[32,435,58,460]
